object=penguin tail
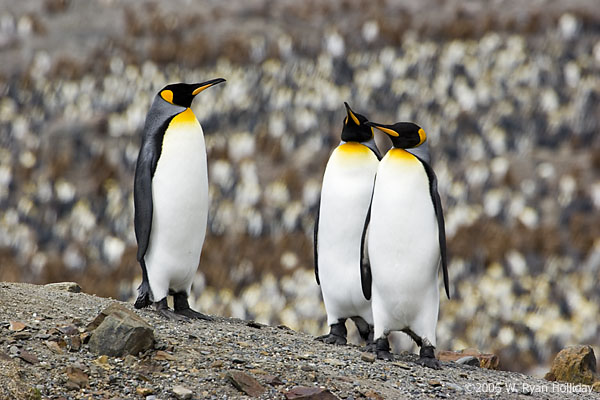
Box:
[134,280,152,309]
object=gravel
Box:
[1,282,598,399]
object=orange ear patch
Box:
[160,90,174,104]
[417,128,427,146]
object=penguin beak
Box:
[365,122,399,137]
[344,102,361,126]
[192,78,227,96]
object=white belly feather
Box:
[318,142,379,325]
[368,149,440,341]
[145,109,208,300]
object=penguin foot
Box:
[157,308,189,321]
[175,308,213,321]
[376,350,394,361]
[416,356,441,369]
[154,298,188,322]
[363,341,376,352]
[375,337,394,361]
[315,333,347,345]
[315,321,347,345]
[416,345,441,369]
[172,292,212,321]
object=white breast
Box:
[317,142,379,324]
[368,149,440,332]
[144,108,209,301]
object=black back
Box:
[133,95,186,262]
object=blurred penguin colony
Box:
[1,1,599,373]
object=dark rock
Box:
[17,349,39,364]
[59,325,79,336]
[456,356,480,366]
[264,374,284,386]
[11,332,31,340]
[88,303,154,357]
[227,370,266,397]
[285,386,339,400]
[544,345,597,385]
[247,320,265,329]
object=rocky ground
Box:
[2,282,599,400]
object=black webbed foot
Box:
[155,298,188,321]
[315,333,347,345]
[416,345,441,369]
[176,308,213,321]
[172,292,213,321]
[363,341,376,352]
[315,320,347,345]
[375,337,393,360]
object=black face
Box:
[159,78,226,108]
[341,102,373,143]
[366,121,426,149]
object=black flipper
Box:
[133,96,183,300]
[133,116,174,262]
[416,157,450,299]
[313,198,321,285]
[360,200,374,300]
[134,259,152,309]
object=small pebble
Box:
[172,385,193,399]
[361,352,376,363]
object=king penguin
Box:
[314,102,381,346]
[363,120,449,369]
[133,78,226,320]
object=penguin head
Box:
[158,78,226,108]
[366,121,426,149]
[341,102,373,143]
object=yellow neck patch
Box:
[333,142,376,163]
[387,148,418,163]
[169,108,198,127]
[338,142,371,154]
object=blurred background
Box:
[0,0,599,375]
